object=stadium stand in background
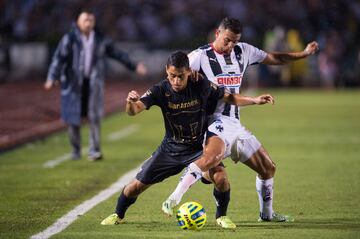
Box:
[0,0,359,150]
[1,0,359,87]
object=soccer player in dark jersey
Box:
[101,51,275,226]
[163,17,319,223]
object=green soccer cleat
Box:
[258,212,294,222]
[162,199,177,217]
[100,213,123,225]
[216,216,237,229]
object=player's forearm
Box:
[265,51,308,65]
[224,93,257,106]
[126,101,143,116]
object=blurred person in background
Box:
[318,30,343,89]
[44,9,147,161]
[286,29,308,86]
[263,25,288,86]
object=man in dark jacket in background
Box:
[44,9,147,161]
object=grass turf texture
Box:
[0,89,359,239]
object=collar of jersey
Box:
[210,43,229,55]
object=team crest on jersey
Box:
[215,73,242,86]
[215,125,224,132]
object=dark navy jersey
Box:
[140,78,224,155]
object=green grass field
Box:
[1,90,360,239]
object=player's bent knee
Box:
[267,161,276,176]
[210,168,230,191]
[213,174,229,191]
[124,179,149,197]
[202,154,223,170]
[201,136,225,171]
[271,162,276,175]
[261,162,276,179]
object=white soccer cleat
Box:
[162,199,177,217]
[258,212,294,222]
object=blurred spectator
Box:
[0,0,359,87]
[263,25,288,86]
[318,30,343,88]
[286,29,308,86]
[44,9,147,161]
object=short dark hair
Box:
[75,8,95,20]
[166,51,189,69]
[219,17,243,34]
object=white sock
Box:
[256,176,274,220]
[169,163,203,204]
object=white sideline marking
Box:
[107,124,138,141]
[43,125,138,168]
[30,166,140,239]
[43,153,71,168]
[43,148,88,168]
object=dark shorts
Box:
[135,147,203,185]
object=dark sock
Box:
[213,188,230,219]
[115,191,137,219]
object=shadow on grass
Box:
[236,218,360,231]
[95,218,360,233]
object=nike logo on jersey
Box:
[215,73,242,86]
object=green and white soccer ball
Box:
[176,201,206,230]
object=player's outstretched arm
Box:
[262,41,319,65]
[223,93,275,106]
[252,94,275,105]
[126,90,146,116]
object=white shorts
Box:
[207,116,261,163]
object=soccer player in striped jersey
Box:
[101,51,275,227]
[162,17,319,223]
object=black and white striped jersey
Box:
[188,42,267,120]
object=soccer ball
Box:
[176,201,206,230]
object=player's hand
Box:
[136,62,147,76]
[190,70,204,82]
[43,80,58,90]
[304,41,319,56]
[254,94,275,105]
[127,90,140,102]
